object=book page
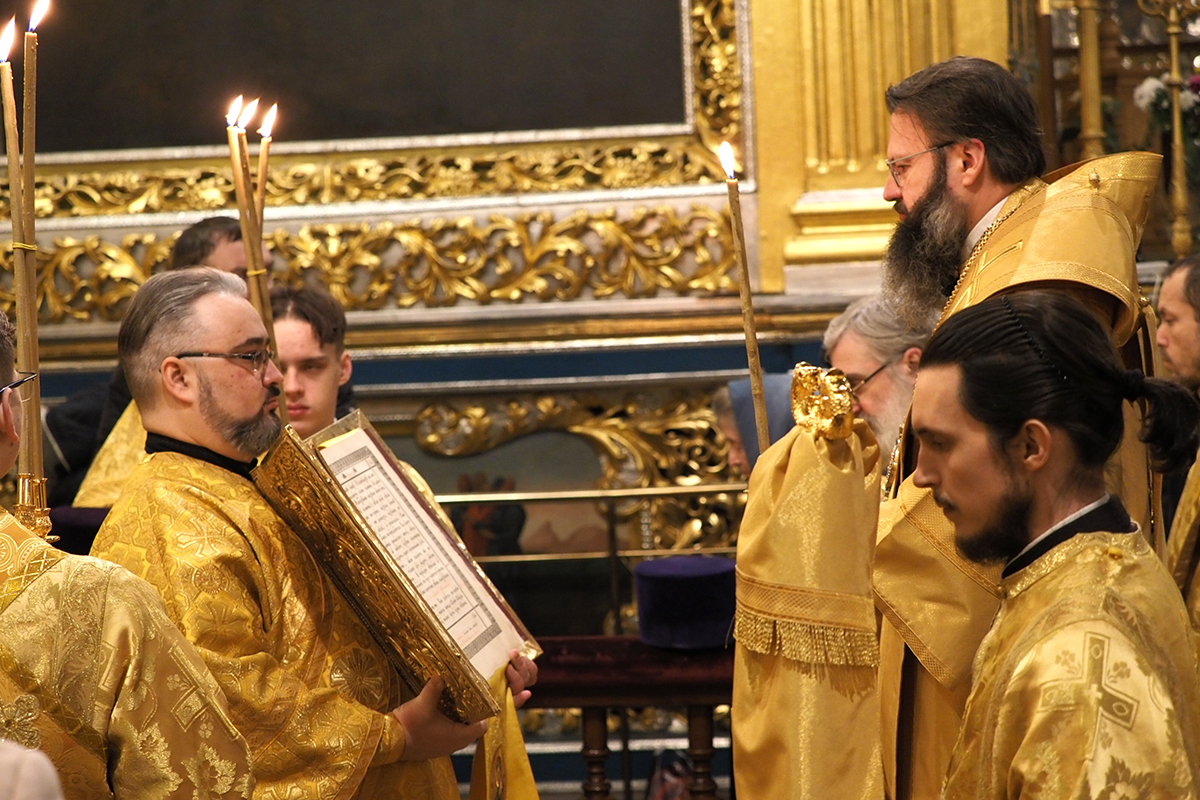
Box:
[318,429,524,679]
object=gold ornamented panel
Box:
[414,388,745,549]
[1,206,736,323]
[5,0,742,220]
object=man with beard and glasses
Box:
[871,56,1164,799]
[910,291,1200,798]
[90,269,538,800]
[823,295,936,476]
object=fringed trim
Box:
[734,605,878,667]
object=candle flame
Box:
[718,142,737,180]
[0,20,15,63]
[258,103,277,138]
[28,0,48,32]
[226,95,243,127]
[236,97,259,131]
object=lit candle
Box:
[224,96,287,424]
[21,0,46,245]
[1,17,47,535]
[718,141,770,459]
[255,102,276,225]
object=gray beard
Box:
[881,158,970,328]
[199,376,282,458]
[861,370,914,460]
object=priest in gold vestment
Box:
[732,366,884,799]
[908,293,1200,798]
[90,269,538,800]
[0,313,253,800]
[872,57,1163,798]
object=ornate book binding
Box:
[253,409,540,724]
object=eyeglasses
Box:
[175,349,275,375]
[849,360,894,396]
[885,141,953,187]
[0,371,36,397]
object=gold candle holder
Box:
[1138,0,1200,259]
[225,96,288,426]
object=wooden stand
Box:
[528,635,734,799]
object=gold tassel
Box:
[734,606,878,667]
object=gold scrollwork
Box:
[4,206,735,323]
[414,389,744,549]
[692,0,742,150]
[3,0,740,219]
[273,206,736,308]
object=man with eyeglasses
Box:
[870,57,1165,799]
[0,310,254,798]
[823,296,936,473]
[90,269,537,800]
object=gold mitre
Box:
[945,151,1161,345]
[734,365,881,667]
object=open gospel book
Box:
[253,410,539,724]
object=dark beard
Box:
[954,484,1033,566]
[199,377,282,457]
[881,155,970,327]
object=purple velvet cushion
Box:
[634,555,735,650]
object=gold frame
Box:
[11,0,756,336]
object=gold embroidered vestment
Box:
[90,451,459,800]
[943,532,1200,799]
[0,510,253,800]
[732,367,883,799]
[874,152,1163,798]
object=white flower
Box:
[1183,91,1198,111]
[1134,76,1166,111]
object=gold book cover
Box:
[253,409,540,724]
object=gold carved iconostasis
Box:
[8,0,1155,635]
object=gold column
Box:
[1138,0,1200,260]
[749,0,1010,276]
[1076,0,1106,159]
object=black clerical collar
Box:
[145,432,257,481]
[1001,494,1135,578]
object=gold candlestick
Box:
[718,142,770,459]
[225,96,287,426]
[1138,0,1200,259]
[1,18,47,538]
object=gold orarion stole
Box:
[253,410,540,724]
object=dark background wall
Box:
[24,0,686,152]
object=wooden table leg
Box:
[581,706,612,800]
[686,704,719,799]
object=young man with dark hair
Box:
[1158,254,1200,639]
[911,291,1200,797]
[0,311,253,798]
[169,215,266,276]
[270,285,354,439]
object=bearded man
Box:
[870,56,1162,799]
[90,269,537,800]
[910,292,1200,798]
[823,295,936,471]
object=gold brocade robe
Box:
[0,510,253,800]
[1166,446,1200,640]
[943,532,1200,799]
[874,152,1164,799]
[74,403,145,508]
[733,367,883,800]
[90,451,459,800]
